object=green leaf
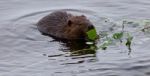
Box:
[125,33,133,50]
[86,29,97,41]
[99,38,112,50]
[90,45,97,50]
[112,32,123,39]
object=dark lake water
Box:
[1,0,150,76]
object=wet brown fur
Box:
[37,11,94,40]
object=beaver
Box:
[37,11,94,40]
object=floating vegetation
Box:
[98,32,133,51]
[142,25,150,32]
[85,20,133,51]
[125,33,133,51]
[71,19,150,55]
[135,19,150,33]
[112,32,123,39]
[99,38,112,50]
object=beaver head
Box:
[63,15,94,40]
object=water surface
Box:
[1,0,150,76]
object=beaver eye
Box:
[68,20,72,27]
[78,24,83,26]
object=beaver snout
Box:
[88,25,94,30]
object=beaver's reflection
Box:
[59,40,96,56]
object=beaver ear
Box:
[67,20,72,26]
[81,15,86,18]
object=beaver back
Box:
[37,11,72,38]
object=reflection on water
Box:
[49,39,97,56]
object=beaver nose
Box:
[88,25,94,30]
